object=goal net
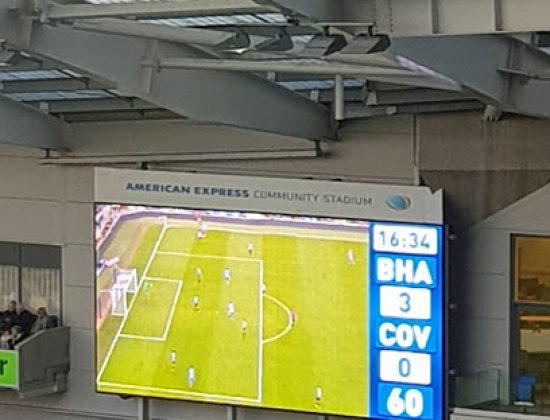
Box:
[110,268,138,316]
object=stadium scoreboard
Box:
[94,168,446,420]
[370,223,443,419]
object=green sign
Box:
[0,350,18,388]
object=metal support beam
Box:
[26,97,158,114]
[390,35,550,119]
[367,87,476,106]
[53,118,320,162]
[0,7,334,141]
[333,74,344,120]
[155,57,461,90]
[256,0,348,21]
[0,77,109,93]
[345,100,483,119]
[0,95,64,149]
[262,0,550,35]
[137,398,149,420]
[42,0,274,21]
[70,18,234,48]
[155,57,426,78]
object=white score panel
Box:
[373,225,438,255]
[379,350,432,385]
[379,286,431,320]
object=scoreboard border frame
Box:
[93,201,448,420]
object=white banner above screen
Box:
[94,168,442,224]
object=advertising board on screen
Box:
[94,168,445,420]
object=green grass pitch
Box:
[96,217,368,417]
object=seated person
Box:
[31,307,51,334]
[0,326,24,350]
[7,326,24,349]
[1,300,18,331]
[12,302,36,337]
[0,328,11,350]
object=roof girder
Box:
[390,34,550,119]
[262,0,550,36]
[0,4,335,141]
[0,95,64,149]
[41,0,275,21]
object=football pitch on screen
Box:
[96,217,368,416]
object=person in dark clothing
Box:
[7,325,24,350]
[1,300,18,331]
[14,306,36,337]
[2,301,36,338]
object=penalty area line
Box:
[258,260,263,402]
[161,279,183,340]
[119,333,164,342]
[116,278,183,342]
[144,276,182,283]
[157,251,261,263]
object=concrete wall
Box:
[419,112,550,230]
[4,110,550,418]
[0,116,416,420]
[65,116,418,185]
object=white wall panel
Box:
[64,285,93,329]
[64,202,94,246]
[461,273,508,320]
[464,228,510,275]
[64,166,95,204]
[0,369,136,418]
[71,327,95,372]
[0,197,65,244]
[150,398,227,420]
[64,244,94,288]
[0,156,65,201]
[237,408,318,420]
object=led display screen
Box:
[95,204,444,419]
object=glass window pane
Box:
[520,313,550,387]
[515,236,550,304]
[0,265,19,309]
[21,244,61,269]
[21,267,61,316]
[0,242,19,265]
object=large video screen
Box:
[95,204,444,419]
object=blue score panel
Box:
[369,223,444,420]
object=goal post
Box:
[110,268,138,316]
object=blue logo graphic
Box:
[386,195,411,211]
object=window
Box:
[513,235,550,409]
[0,242,61,319]
[515,236,550,304]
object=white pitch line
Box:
[262,294,293,345]
[157,251,262,262]
[161,279,183,341]
[166,223,364,242]
[97,381,260,403]
[97,223,168,384]
[144,276,183,283]
[119,334,165,342]
[257,260,264,402]
[117,279,183,342]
